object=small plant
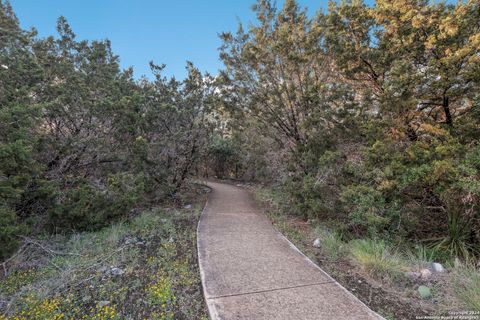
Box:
[88,304,119,320]
[314,226,345,260]
[418,285,432,299]
[428,212,477,260]
[12,296,64,320]
[148,275,176,310]
[405,245,447,269]
[349,239,403,278]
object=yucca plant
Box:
[428,212,477,260]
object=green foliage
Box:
[208,136,238,178]
[349,239,404,278]
[284,151,343,219]
[0,207,20,260]
[0,2,215,260]
[220,0,480,261]
[0,204,208,319]
[340,185,395,237]
[314,226,345,261]
[418,286,432,299]
[453,267,480,311]
[428,212,478,260]
[49,174,143,231]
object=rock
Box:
[420,268,432,280]
[124,236,137,245]
[184,204,192,209]
[97,301,110,308]
[124,236,145,246]
[418,285,432,299]
[236,184,243,187]
[111,267,124,276]
[431,262,445,273]
[313,238,321,248]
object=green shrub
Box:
[0,207,21,260]
[49,174,143,231]
[284,151,343,219]
[428,212,478,260]
[208,136,238,178]
[340,185,395,237]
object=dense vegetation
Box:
[0,1,216,260]
[0,196,208,319]
[1,0,479,317]
[216,0,480,262]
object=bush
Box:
[0,207,21,260]
[340,185,398,238]
[284,151,343,219]
[428,212,478,260]
[207,136,238,178]
[49,174,143,231]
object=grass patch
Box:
[349,239,404,279]
[453,267,480,311]
[404,245,448,270]
[313,226,345,261]
[0,200,208,319]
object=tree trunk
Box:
[443,96,453,127]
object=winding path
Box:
[197,181,383,320]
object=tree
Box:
[0,0,44,258]
[326,0,480,139]
[0,5,217,257]
[220,0,331,148]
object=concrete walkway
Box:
[197,181,383,320]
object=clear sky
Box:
[9,1,360,79]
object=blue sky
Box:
[10,1,350,79]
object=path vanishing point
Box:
[197,181,384,320]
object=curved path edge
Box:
[196,186,222,319]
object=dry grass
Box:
[0,202,208,319]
